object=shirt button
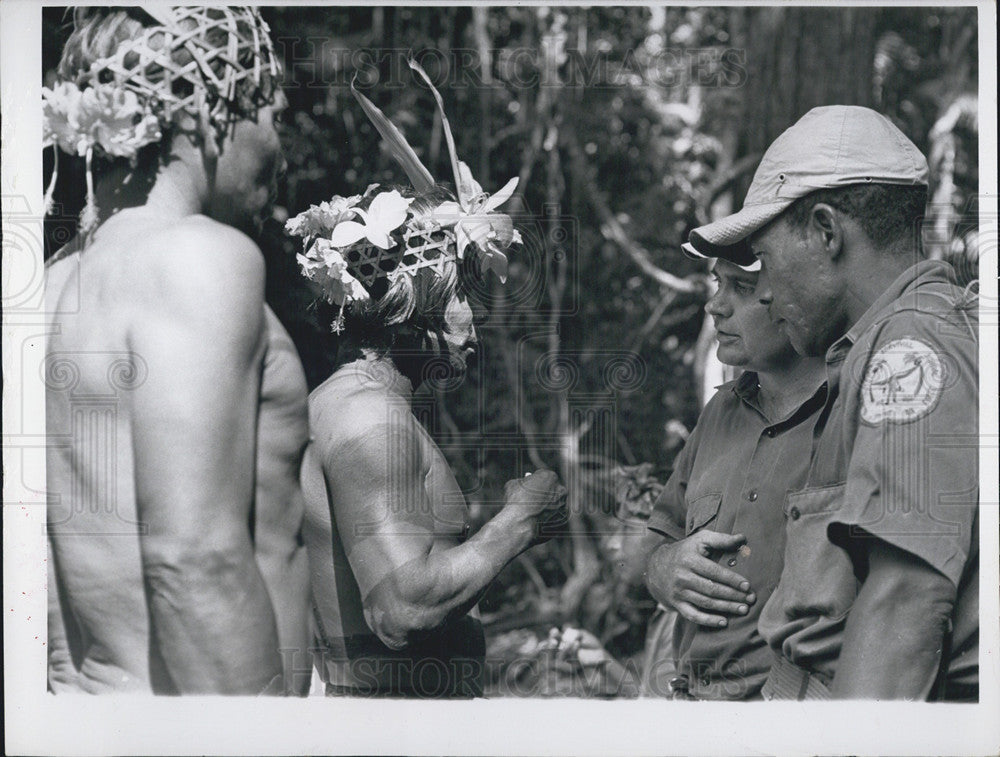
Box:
[727,557,738,567]
[462,523,471,538]
[789,506,801,520]
[747,490,758,502]
[765,428,776,437]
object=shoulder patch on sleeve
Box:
[860,337,946,424]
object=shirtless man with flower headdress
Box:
[290,63,569,697]
[44,7,309,695]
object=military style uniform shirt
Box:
[758,260,979,699]
[648,371,826,700]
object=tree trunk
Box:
[736,7,878,196]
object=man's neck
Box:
[94,158,204,228]
[756,355,827,421]
[841,244,919,328]
[335,349,415,400]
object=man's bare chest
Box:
[414,425,472,543]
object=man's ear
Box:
[809,202,844,261]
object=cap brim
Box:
[681,242,760,272]
[688,199,793,265]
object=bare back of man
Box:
[46,211,307,694]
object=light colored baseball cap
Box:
[687,105,929,261]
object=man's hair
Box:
[783,183,928,250]
[340,184,477,352]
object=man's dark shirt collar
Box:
[727,369,826,428]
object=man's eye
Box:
[735,283,755,295]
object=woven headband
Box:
[43,6,279,236]
[94,6,279,125]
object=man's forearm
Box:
[364,511,534,648]
[145,553,282,694]
[831,540,954,699]
[645,540,675,608]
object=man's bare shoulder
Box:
[135,216,265,308]
[309,375,420,456]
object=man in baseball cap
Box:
[690,105,978,700]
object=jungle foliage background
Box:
[43,5,980,696]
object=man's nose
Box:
[704,290,730,318]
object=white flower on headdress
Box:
[297,237,370,307]
[284,192,366,238]
[430,169,519,281]
[43,81,161,158]
[80,86,162,158]
[42,82,83,152]
[329,190,414,250]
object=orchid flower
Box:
[407,59,519,282]
[329,190,413,250]
[429,172,519,281]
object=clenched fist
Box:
[502,470,569,544]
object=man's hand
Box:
[548,626,611,668]
[502,470,569,544]
[645,530,755,627]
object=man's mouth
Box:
[716,330,739,342]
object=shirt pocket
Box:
[685,491,723,536]
[781,482,857,619]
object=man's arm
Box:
[47,539,79,692]
[644,421,754,626]
[321,418,564,651]
[129,224,281,694]
[833,318,976,699]
[831,538,955,699]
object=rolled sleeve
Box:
[834,317,978,587]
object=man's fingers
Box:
[678,589,750,616]
[675,601,729,628]
[519,469,560,492]
[696,530,747,551]
[689,558,752,593]
[680,572,751,603]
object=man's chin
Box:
[715,344,747,368]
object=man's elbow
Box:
[863,541,957,637]
[362,588,447,651]
[142,541,255,598]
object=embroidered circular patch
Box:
[860,337,945,424]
